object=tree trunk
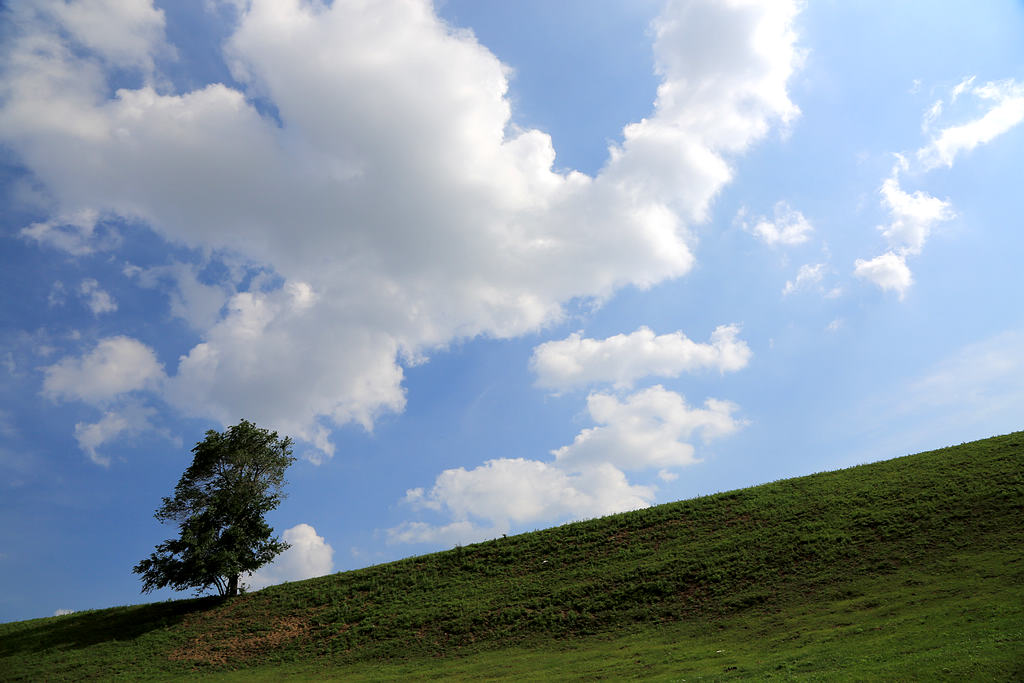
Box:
[227,573,239,597]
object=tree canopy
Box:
[133,420,295,597]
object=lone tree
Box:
[133,420,295,597]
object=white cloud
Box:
[244,523,334,590]
[657,469,679,482]
[127,262,232,331]
[79,278,117,315]
[853,251,912,298]
[531,324,751,392]
[73,403,155,466]
[386,520,495,547]
[921,99,943,133]
[552,386,743,472]
[857,76,1022,297]
[782,263,825,295]
[20,210,114,255]
[950,76,975,102]
[35,0,169,71]
[919,79,1024,170]
[53,608,75,617]
[42,336,165,404]
[741,201,813,246]
[394,458,655,543]
[162,288,405,455]
[878,158,954,255]
[48,281,67,307]
[391,385,743,543]
[2,0,802,458]
[855,76,1021,300]
[854,156,952,297]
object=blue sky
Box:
[1,0,1022,623]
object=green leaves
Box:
[133,420,295,597]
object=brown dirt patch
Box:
[169,612,315,665]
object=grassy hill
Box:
[2,432,1022,680]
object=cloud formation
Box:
[244,523,335,591]
[20,210,116,255]
[782,263,825,296]
[419,320,750,542]
[855,158,952,298]
[42,336,165,404]
[552,386,743,471]
[853,251,913,299]
[877,158,954,257]
[918,79,1024,170]
[391,385,744,545]
[740,201,813,246]
[531,325,751,392]
[79,279,117,316]
[856,77,1023,297]
[398,458,654,536]
[73,403,156,466]
[1,0,802,459]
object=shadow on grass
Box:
[0,596,221,657]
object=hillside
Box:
[2,432,1022,680]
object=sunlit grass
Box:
[2,432,1021,681]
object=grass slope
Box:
[2,432,1022,680]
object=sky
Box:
[0,0,1022,623]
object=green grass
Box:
[2,432,1022,680]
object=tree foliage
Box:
[133,420,295,597]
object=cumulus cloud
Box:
[48,281,67,307]
[853,251,913,298]
[162,286,404,458]
[853,74,1024,299]
[657,469,679,482]
[386,520,493,547]
[244,523,334,590]
[391,459,655,545]
[390,385,743,544]
[782,263,825,295]
[552,386,744,472]
[53,608,75,617]
[854,156,952,297]
[858,77,1021,297]
[73,404,155,466]
[740,201,813,246]
[20,210,116,255]
[42,336,165,404]
[126,262,231,331]
[531,324,751,392]
[43,336,167,463]
[78,279,117,315]
[918,79,1024,170]
[32,0,170,71]
[877,157,954,256]
[2,0,801,458]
